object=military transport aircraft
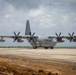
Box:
[0,20,76,49]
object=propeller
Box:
[29,32,35,42]
[13,31,20,42]
[55,32,63,42]
[68,32,74,42]
[55,32,61,37]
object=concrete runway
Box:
[0,48,76,62]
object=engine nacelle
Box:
[0,39,5,42]
[17,39,24,43]
[57,39,64,42]
[57,38,64,42]
[73,39,76,42]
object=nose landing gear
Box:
[44,46,54,49]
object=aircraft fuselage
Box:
[27,36,57,49]
[37,36,57,48]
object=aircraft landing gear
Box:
[50,46,54,49]
[44,47,54,49]
[44,47,48,49]
[33,46,37,49]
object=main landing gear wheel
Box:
[50,47,54,49]
[44,47,49,49]
[33,46,37,49]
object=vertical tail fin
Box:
[25,20,31,35]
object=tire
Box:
[44,47,48,49]
[33,46,37,49]
[50,47,54,49]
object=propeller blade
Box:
[72,32,74,36]
[13,38,17,42]
[32,38,35,42]
[29,32,35,42]
[29,38,35,42]
[29,32,31,36]
[29,38,32,42]
[70,39,72,42]
[59,32,61,36]
[13,32,20,42]
[17,32,20,36]
[55,33,61,37]
[55,33,58,37]
[68,32,75,42]
[32,32,35,36]
[68,33,71,37]
[14,32,16,36]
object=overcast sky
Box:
[0,0,76,47]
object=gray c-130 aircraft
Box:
[0,20,76,49]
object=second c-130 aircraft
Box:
[0,20,76,49]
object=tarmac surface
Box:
[0,48,76,62]
[0,48,76,75]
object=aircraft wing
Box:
[0,35,38,42]
[0,35,38,38]
[50,35,76,42]
[64,36,76,42]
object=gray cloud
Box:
[1,0,76,10]
[3,0,44,10]
[0,0,76,32]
